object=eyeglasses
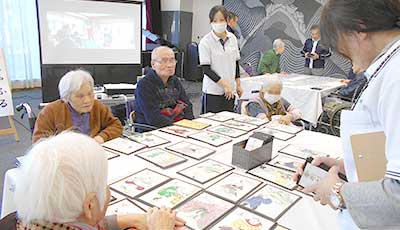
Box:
[153,58,177,64]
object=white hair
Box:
[273,39,285,50]
[58,69,94,102]
[15,132,108,224]
[151,46,173,61]
[262,74,282,91]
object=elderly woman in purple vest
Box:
[245,75,302,125]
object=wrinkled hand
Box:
[147,206,184,230]
[303,166,341,208]
[94,135,105,144]
[293,157,345,183]
[279,114,292,125]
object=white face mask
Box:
[263,93,280,104]
[211,22,227,34]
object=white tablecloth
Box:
[240,74,344,124]
[1,118,345,230]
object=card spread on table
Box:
[110,168,170,198]
[233,115,269,126]
[136,148,187,169]
[160,125,199,138]
[102,137,146,155]
[240,184,300,221]
[248,164,297,190]
[207,125,248,138]
[126,132,169,147]
[255,128,295,141]
[279,144,331,159]
[188,131,232,147]
[265,122,303,134]
[174,119,210,130]
[178,159,234,184]
[268,154,305,172]
[207,173,263,203]
[138,179,202,209]
[176,192,235,230]
[223,120,259,132]
[245,137,265,151]
[209,207,275,230]
[166,141,215,160]
[106,199,145,216]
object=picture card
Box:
[248,164,297,190]
[207,173,263,203]
[207,125,248,138]
[136,148,187,169]
[138,179,202,209]
[160,125,199,138]
[174,119,210,130]
[265,122,303,134]
[166,141,215,160]
[297,162,329,188]
[223,119,259,132]
[105,149,120,160]
[206,111,239,122]
[234,115,269,126]
[102,137,146,155]
[125,132,169,148]
[176,192,235,230]
[279,144,331,159]
[178,159,234,184]
[268,154,305,172]
[188,131,232,147]
[110,168,170,198]
[199,112,215,118]
[209,207,275,230]
[240,184,301,221]
[255,128,295,141]
[106,199,146,216]
[245,137,265,151]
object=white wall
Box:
[161,0,193,12]
[191,0,222,43]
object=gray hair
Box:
[261,74,282,91]
[273,39,285,50]
[15,132,108,224]
[151,46,174,61]
[58,69,94,101]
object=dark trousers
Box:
[201,93,235,114]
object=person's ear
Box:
[82,192,97,222]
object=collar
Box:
[211,30,230,42]
[365,35,400,79]
[148,68,173,86]
[67,102,89,116]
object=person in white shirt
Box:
[199,5,243,113]
[301,25,332,76]
[294,0,400,229]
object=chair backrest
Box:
[0,212,17,230]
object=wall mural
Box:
[224,0,352,77]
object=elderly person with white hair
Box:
[245,75,301,124]
[32,69,122,143]
[258,39,285,74]
[15,132,185,230]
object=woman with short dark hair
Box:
[199,5,243,113]
[294,0,400,228]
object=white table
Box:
[1,117,346,230]
[240,74,344,124]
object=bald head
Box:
[151,46,177,79]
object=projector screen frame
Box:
[36,0,144,102]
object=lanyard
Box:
[351,44,400,110]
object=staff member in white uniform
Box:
[294,0,400,229]
[199,5,243,113]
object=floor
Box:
[0,79,203,212]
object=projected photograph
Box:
[46,11,136,50]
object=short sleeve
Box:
[199,37,211,65]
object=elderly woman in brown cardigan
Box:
[32,70,123,143]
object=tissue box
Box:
[232,133,274,170]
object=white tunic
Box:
[199,31,240,95]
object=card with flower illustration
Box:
[136,148,187,169]
[125,132,170,148]
[110,168,170,199]
[175,192,235,230]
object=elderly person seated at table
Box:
[14,132,184,230]
[245,75,301,125]
[32,69,122,144]
[134,46,194,129]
